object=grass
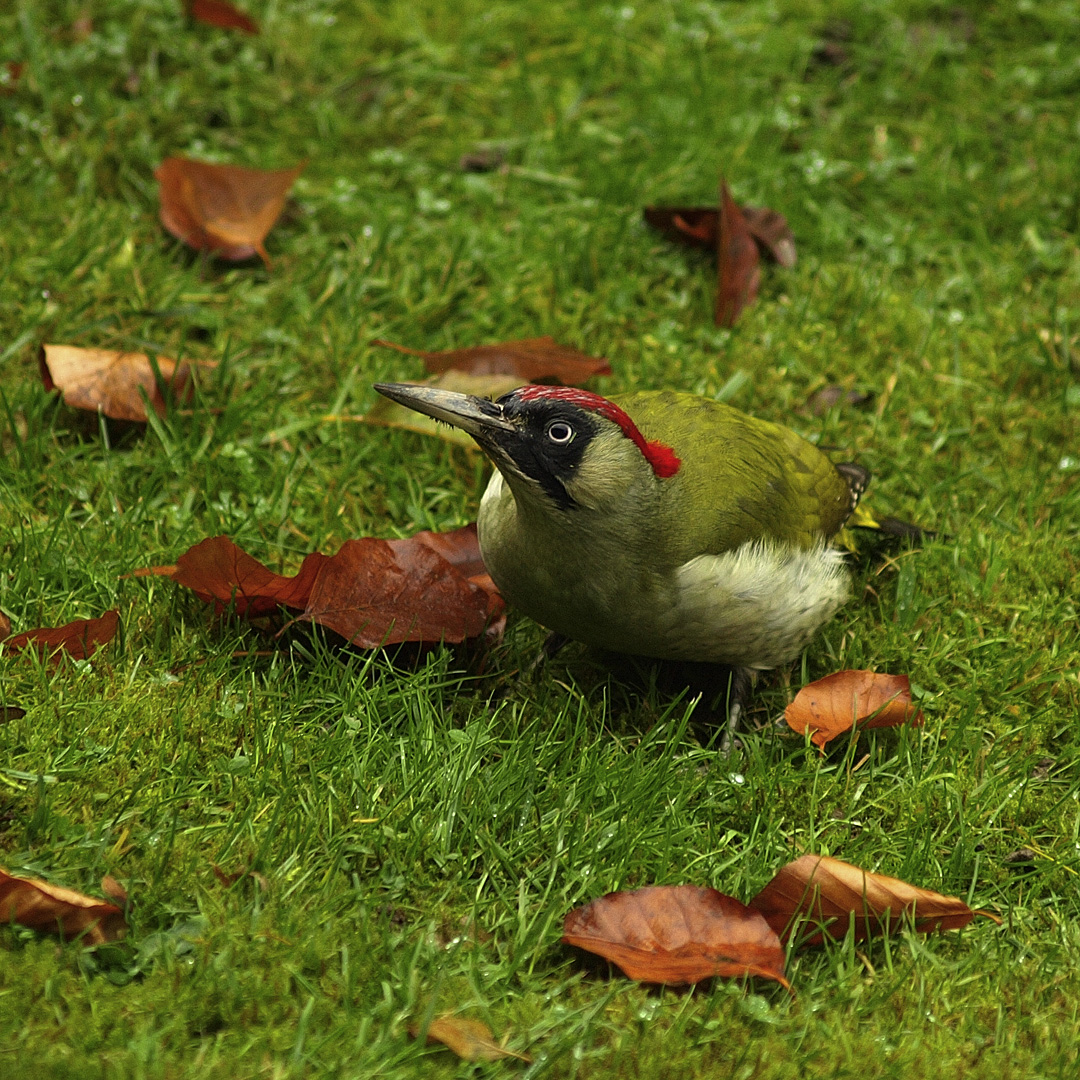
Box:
[2,0,1079,1076]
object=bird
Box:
[374,382,869,744]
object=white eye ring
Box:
[547,421,574,444]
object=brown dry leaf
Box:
[164,527,504,648]
[411,1014,530,1063]
[716,180,761,327]
[0,868,128,944]
[154,157,304,267]
[362,371,524,448]
[100,876,128,906]
[373,336,611,385]
[40,345,212,423]
[170,536,328,617]
[785,670,924,750]
[187,0,259,33]
[749,854,1001,946]
[0,610,9,639]
[1,705,27,723]
[300,533,505,648]
[562,884,789,989]
[3,610,119,661]
[805,384,874,417]
[643,205,796,267]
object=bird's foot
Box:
[525,631,570,680]
[719,666,756,754]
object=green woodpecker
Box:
[374,382,868,736]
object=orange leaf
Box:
[784,669,924,750]
[749,854,1001,946]
[716,179,761,327]
[0,868,128,944]
[562,884,789,989]
[300,534,505,648]
[170,536,328,617]
[4,610,119,661]
[40,344,210,423]
[411,1014,530,1063]
[373,336,611,386]
[187,0,259,34]
[154,157,304,268]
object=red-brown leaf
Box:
[154,157,303,267]
[644,205,796,266]
[300,535,505,648]
[40,344,210,423]
[187,0,259,34]
[741,206,798,268]
[170,536,328,617]
[0,868,128,944]
[716,180,761,327]
[4,610,119,661]
[165,529,505,647]
[0,610,10,639]
[373,337,611,385]
[562,884,789,989]
[785,669,924,750]
[749,855,1001,946]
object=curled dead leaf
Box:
[373,336,611,385]
[41,345,212,423]
[411,1014,530,1063]
[3,610,119,661]
[0,868,128,944]
[717,180,761,327]
[785,669,924,750]
[749,854,1001,945]
[562,884,789,989]
[154,157,304,267]
[100,876,128,906]
[643,204,797,266]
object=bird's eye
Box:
[547,421,574,444]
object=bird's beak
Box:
[373,383,516,441]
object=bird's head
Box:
[374,383,681,512]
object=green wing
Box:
[611,391,853,562]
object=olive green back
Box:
[609,391,853,561]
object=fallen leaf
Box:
[0,610,9,639]
[643,205,797,265]
[1,61,23,95]
[748,854,1000,945]
[171,537,328,617]
[163,527,505,647]
[373,336,611,385]
[741,206,798,268]
[1,705,26,723]
[785,670,923,750]
[362,371,524,448]
[3,610,119,661]
[716,180,761,327]
[154,157,304,267]
[100,876,128,906]
[40,344,211,423]
[186,0,259,34]
[562,884,789,988]
[300,535,504,648]
[0,868,128,944]
[411,1014,530,1063]
[805,384,874,417]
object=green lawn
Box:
[2,1,1079,1076]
